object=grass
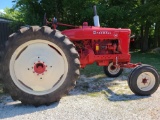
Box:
[81,51,160,76]
[87,92,102,97]
[80,63,104,77]
[87,90,110,98]
[131,51,160,72]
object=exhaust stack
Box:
[93,5,100,27]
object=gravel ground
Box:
[0,69,160,120]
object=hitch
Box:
[43,13,79,29]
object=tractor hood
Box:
[62,26,131,40]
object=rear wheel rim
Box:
[10,40,68,95]
[108,63,120,75]
[137,72,156,91]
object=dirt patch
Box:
[70,68,134,101]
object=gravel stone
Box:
[0,70,160,120]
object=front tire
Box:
[3,26,80,105]
[103,62,123,77]
[128,65,159,96]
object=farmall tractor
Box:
[2,6,159,105]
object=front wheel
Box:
[128,65,159,96]
[103,62,123,77]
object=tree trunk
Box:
[157,23,160,47]
[154,22,159,48]
[54,0,58,19]
[140,25,144,52]
[153,22,160,47]
[141,21,150,52]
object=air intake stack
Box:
[93,5,100,27]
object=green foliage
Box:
[0,8,24,30]
[2,0,160,50]
[1,8,20,21]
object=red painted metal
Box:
[34,62,46,74]
[61,23,131,68]
[120,63,141,68]
[45,15,134,68]
[46,18,79,29]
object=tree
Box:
[3,0,160,51]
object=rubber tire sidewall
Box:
[128,64,153,92]
[128,66,159,96]
[103,65,123,77]
[3,26,80,105]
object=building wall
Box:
[0,18,13,79]
[0,18,13,61]
[0,18,12,22]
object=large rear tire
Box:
[3,26,80,106]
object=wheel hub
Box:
[34,62,46,75]
[108,63,120,75]
[10,40,68,95]
[142,78,148,85]
[110,65,116,70]
[137,72,155,91]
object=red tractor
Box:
[2,6,159,106]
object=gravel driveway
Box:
[0,69,160,120]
